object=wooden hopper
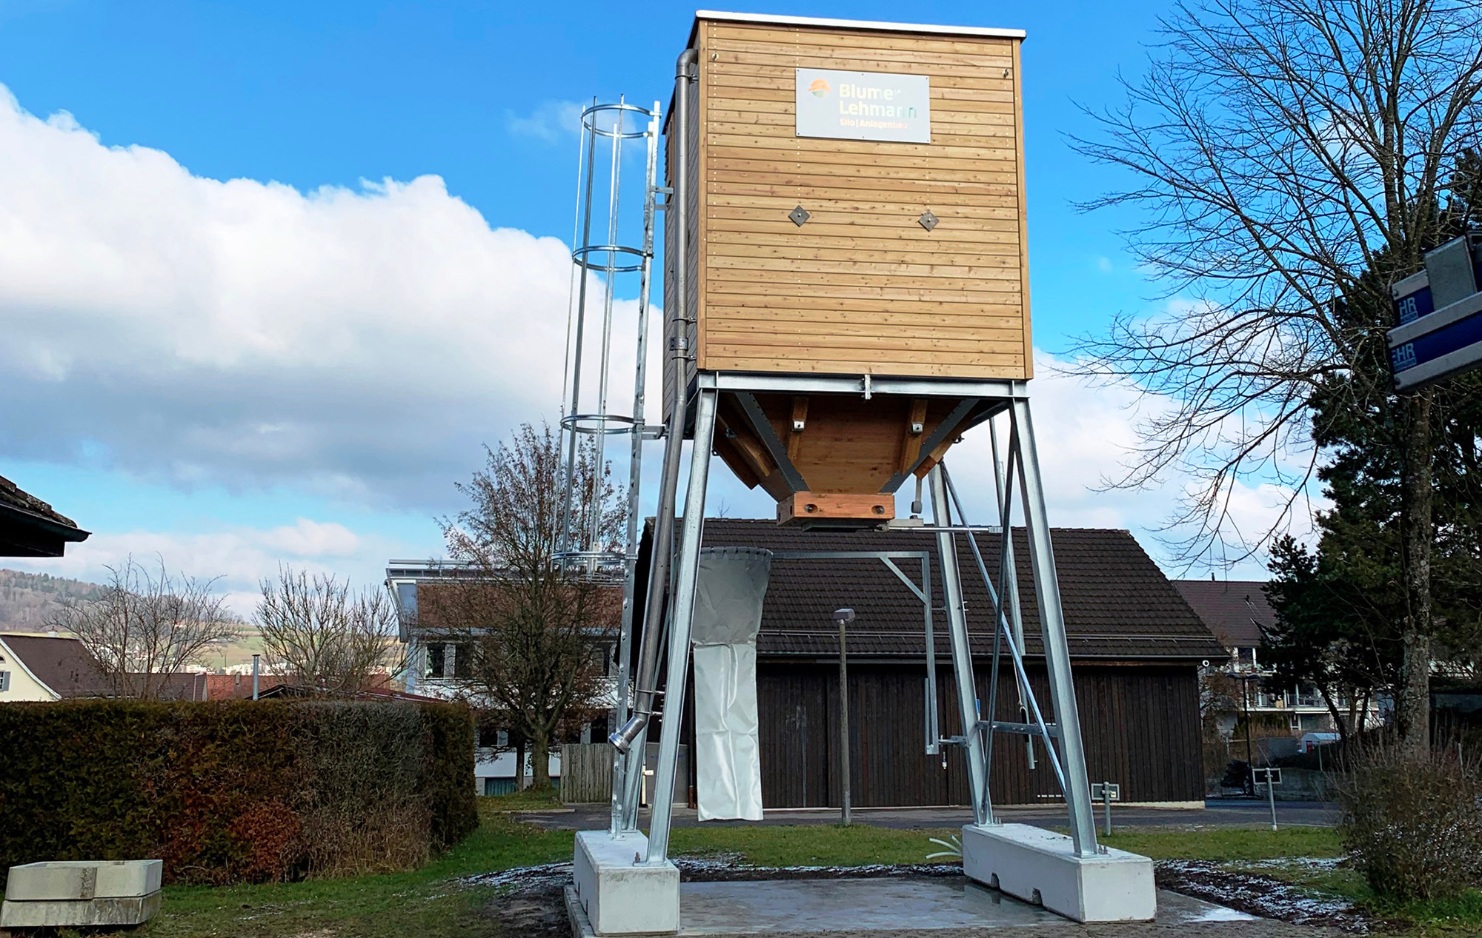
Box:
[663,12,1030,525]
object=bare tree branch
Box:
[1066,0,1482,565]
[255,567,401,695]
[420,422,621,789]
[49,556,236,699]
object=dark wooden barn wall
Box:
[755,661,1203,808]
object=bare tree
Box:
[50,556,236,699]
[419,422,622,790]
[1069,0,1482,753]
[255,567,400,695]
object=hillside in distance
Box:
[0,568,107,632]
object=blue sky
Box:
[0,1,1297,612]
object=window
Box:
[427,644,446,679]
[396,582,418,618]
[0,671,9,693]
[484,778,517,796]
[453,643,474,679]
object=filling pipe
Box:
[610,48,699,826]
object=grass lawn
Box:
[480,785,565,812]
[70,804,1460,938]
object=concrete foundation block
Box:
[1,892,162,928]
[5,859,162,901]
[572,830,679,935]
[961,822,1155,922]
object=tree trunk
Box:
[1317,684,1348,741]
[515,738,527,791]
[530,731,552,790]
[1398,391,1435,758]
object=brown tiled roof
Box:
[681,520,1226,662]
[0,475,89,557]
[0,634,209,699]
[1172,579,1273,650]
[0,634,111,696]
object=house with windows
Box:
[1173,579,1381,743]
[384,560,619,795]
[0,633,208,701]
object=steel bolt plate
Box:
[789,205,810,226]
[919,210,939,231]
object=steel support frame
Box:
[1006,397,1098,856]
[644,387,719,862]
[918,397,1099,857]
[617,373,1098,865]
[629,539,937,851]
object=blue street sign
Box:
[1388,236,1482,392]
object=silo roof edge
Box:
[694,10,1026,40]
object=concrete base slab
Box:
[961,822,1156,922]
[571,874,1255,936]
[572,830,679,935]
[5,859,162,901]
[574,877,1252,936]
[1,891,162,928]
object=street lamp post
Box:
[834,608,856,826]
[1240,670,1256,796]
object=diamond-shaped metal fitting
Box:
[918,210,939,231]
[789,205,810,226]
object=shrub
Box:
[1334,740,1482,901]
[0,699,476,887]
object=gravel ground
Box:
[472,860,1353,937]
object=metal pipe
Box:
[557,101,602,561]
[929,466,990,827]
[646,387,718,863]
[835,608,855,825]
[252,653,260,701]
[1009,397,1098,856]
[614,48,698,830]
[991,416,1034,770]
[607,101,662,835]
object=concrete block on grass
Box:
[1,892,162,929]
[6,859,162,901]
[961,822,1155,922]
[3,860,163,928]
[573,830,679,935]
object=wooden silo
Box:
[664,11,1031,524]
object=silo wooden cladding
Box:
[679,14,1032,381]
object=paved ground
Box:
[526,798,1338,831]
[554,872,1347,938]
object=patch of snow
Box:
[1158,860,1370,934]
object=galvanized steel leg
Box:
[1009,397,1098,856]
[645,387,718,863]
[991,415,1035,771]
[929,465,991,827]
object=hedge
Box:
[0,699,477,886]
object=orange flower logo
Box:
[809,78,830,98]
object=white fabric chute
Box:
[691,546,771,822]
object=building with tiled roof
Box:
[0,634,208,701]
[1173,579,1379,742]
[632,519,1224,808]
[0,475,90,558]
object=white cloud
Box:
[506,100,585,143]
[1095,255,1115,273]
[943,350,1321,578]
[0,85,596,511]
[0,83,1322,586]
[11,519,404,616]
